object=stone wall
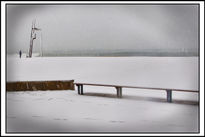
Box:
[6,80,75,91]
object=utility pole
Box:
[40,31,43,57]
[28,20,41,58]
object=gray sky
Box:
[7,4,198,54]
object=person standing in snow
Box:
[19,50,22,58]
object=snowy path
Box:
[7,90,198,132]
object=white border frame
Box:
[1,1,204,136]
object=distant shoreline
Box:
[7,52,199,57]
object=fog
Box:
[7,4,199,56]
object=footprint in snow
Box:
[53,118,68,121]
[84,117,98,120]
[109,120,125,123]
[32,115,42,118]
[48,98,53,101]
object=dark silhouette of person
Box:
[19,50,22,58]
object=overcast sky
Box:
[7,4,198,54]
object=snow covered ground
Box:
[6,56,199,133]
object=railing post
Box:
[116,87,122,98]
[116,87,119,98]
[76,84,80,94]
[80,84,83,95]
[166,89,172,103]
[119,87,122,98]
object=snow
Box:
[7,56,198,90]
[6,56,199,132]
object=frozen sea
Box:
[6,56,199,133]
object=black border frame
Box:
[5,2,200,135]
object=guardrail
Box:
[74,83,199,103]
